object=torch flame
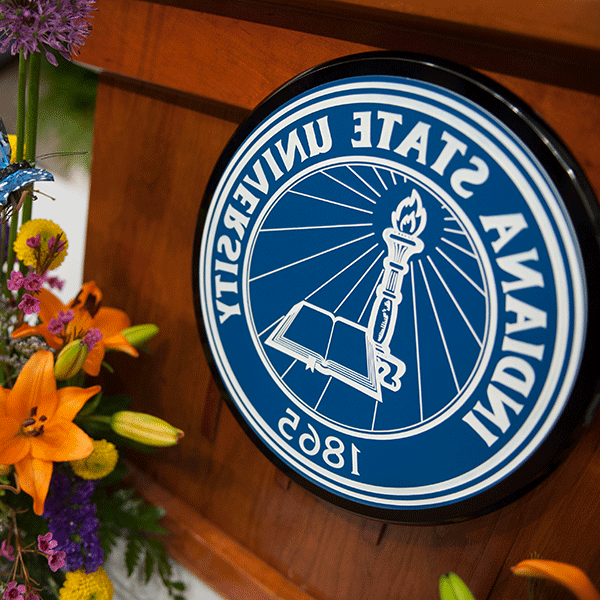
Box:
[392,189,427,237]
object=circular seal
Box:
[193,53,600,523]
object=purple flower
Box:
[23,272,43,292]
[82,328,102,351]
[47,317,64,335]
[47,309,74,335]
[26,234,41,249]
[37,532,58,554]
[47,235,66,254]
[1,539,15,561]
[6,271,24,291]
[47,550,66,572]
[0,0,96,65]
[43,275,65,291]
[43,470,103,573]
[18,293,40,315]
[59,309,75,323]
[3,581,25,600]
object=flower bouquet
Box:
[0,2,185,599]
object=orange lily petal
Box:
[512,560,600,600]
[68,281,102,312]
[0,386,9,416]
[93,307,131,334]
[83,345,105,377]
[0,417,30,464]
[8,350,58,420]
[55,385,101,423]
[103,332,139,357]
[15,456,53,515]
[31,420,93,462]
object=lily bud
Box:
[121,324,159,348]
[110,411,183,446]
[54,339,88,380]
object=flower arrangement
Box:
[0,2,185,599]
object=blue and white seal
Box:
[194,54,599,522]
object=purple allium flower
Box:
[1,539,15,561]
[18,293,40,315]
[37,532,58,554]
[6,270,24,291]
[43,470,103,573]
[0,0,96,65]
[82,327,102,351]
[3,581,25,600]
[26,234,41,249]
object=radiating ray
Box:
[411,264,424,422]
[322,170,377,204]
[314,376,333,411]
[371,399,379,431]
[259,314,285,338]
[441,236,477,259]
[443,227,466,235]
[334,248,386,314]
[358,270,383,323]
[288,189,373,214]
[390,170,397,185]
[373,167,388,190]
[419,260,460,392]
[306,244,379,301]
[427,255,483,347]
[250,232,375,282]
[436,247,485,296]
[346,166,382,198]
[281,359,297,380]
[261,223,372,232]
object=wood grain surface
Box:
[79,2,600,599]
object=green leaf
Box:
[125,535,143,577]
[144,548,156,584]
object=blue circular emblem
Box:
[193,53,600,522]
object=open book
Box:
[266,301,381,400]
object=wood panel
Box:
[80,1,600,599]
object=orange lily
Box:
[0,351,100,514]
[12,281,138,376]
[512,559,600,600]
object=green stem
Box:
[16,49,27,162]
[4,51,29,288]
[22,51,41,224]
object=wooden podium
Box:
[78,2,600,599]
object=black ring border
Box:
[191,51,600,524]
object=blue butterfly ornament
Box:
[0,117,54,208]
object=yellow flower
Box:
[0,351,100,514]
[7,134,18,163]
[59,567,114,600]
[14,219,68,270]
[71,439,118,480]
[512,559,600,600]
